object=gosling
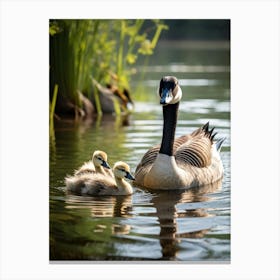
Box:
[74,150,113,177]
[65,161,135,196]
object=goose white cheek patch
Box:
[169,86,182,104]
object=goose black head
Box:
[159,76,182,105]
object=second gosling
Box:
[74,150,113,177]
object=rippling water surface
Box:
[49,41,230,262]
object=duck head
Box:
[159,76,182,105]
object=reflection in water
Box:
[52,179,222,260]
[65,195,133,238]
[150,180,222,260]
[54,113,131,139]
[65,194,133,218]
[50,194,134,260]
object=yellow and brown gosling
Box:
[74,150,113,177]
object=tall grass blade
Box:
[50,84,59,121]
[91,77,102,116]
[113,97,121,116]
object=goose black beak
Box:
[160,88,173,105]
[125,171,135,181]
[101,160,111,169]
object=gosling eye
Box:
[97,157,103,161]
[119,168,126,173]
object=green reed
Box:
[49,84,58,148]
[49,19,168,117]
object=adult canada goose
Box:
[74,150,113,177]
[134,76,225,190]
[65,161,135,196]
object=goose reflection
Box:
[150,179,222,260]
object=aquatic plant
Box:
[49,19,168,118]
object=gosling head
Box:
[158,76,182,105]
[92,150,111,169]
[113,161,135,180]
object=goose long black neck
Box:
[159,102,179,156]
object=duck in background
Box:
[91,78,134,114]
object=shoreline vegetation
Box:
[49,19,230,125]
[49,19,168,122]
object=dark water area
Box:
[49,40,230,261]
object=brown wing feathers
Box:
[175,137,212,167]
[135,145,160,173]
[175,122,217,168]
[136,122,218,171]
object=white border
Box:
[1,0,279,279]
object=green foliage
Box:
[49,19,168,115]
[49,21,61,36]
[50,20,79,106]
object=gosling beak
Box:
[160,88,173,105]
[101,160,111,169]
[125,171,135,181]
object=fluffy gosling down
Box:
[74,150,113,177]
[65,161,135,196]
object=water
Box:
[49,40,230,262]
